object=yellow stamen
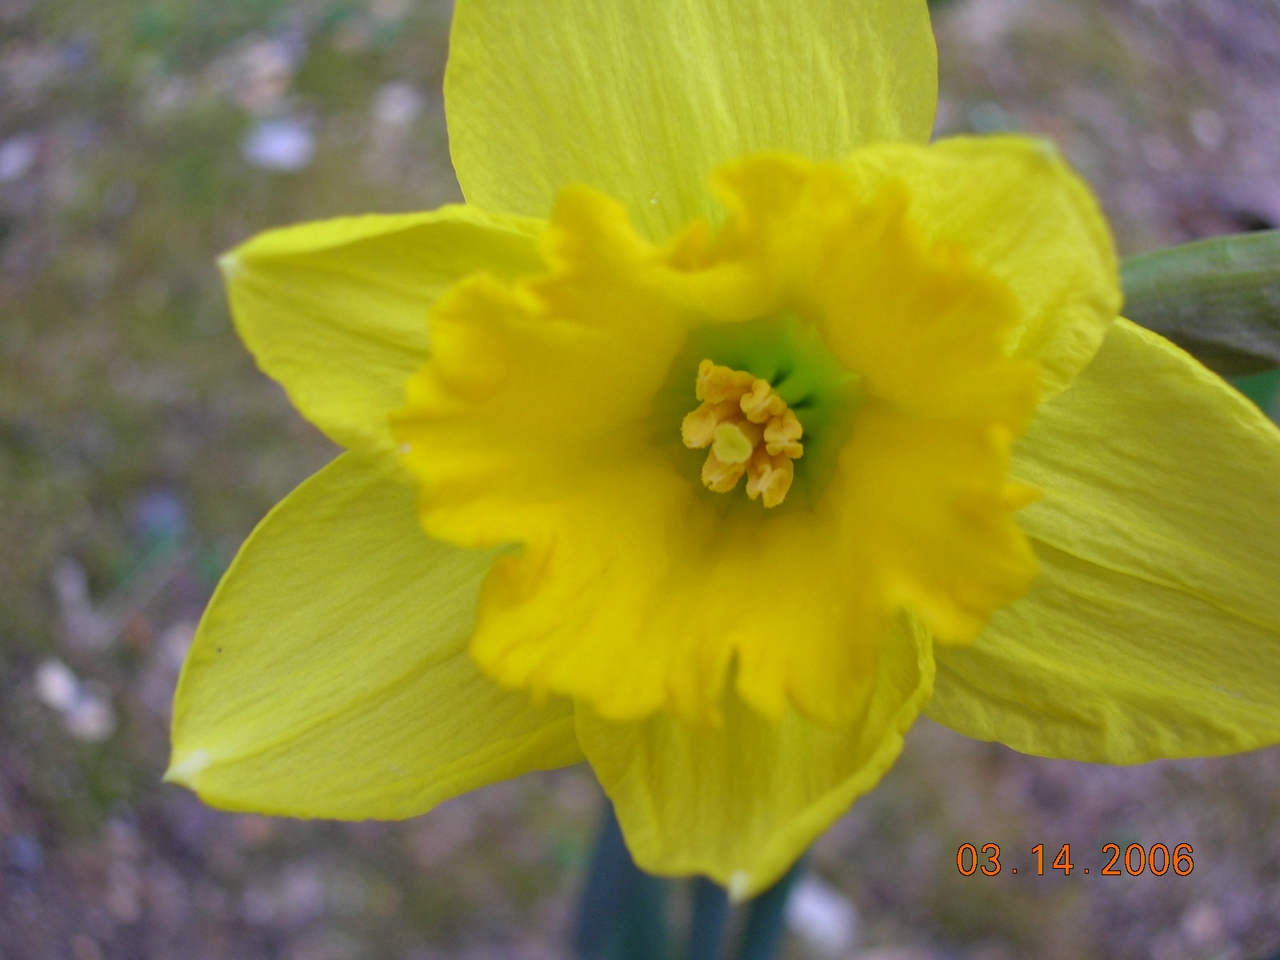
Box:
[702,450,746,492]
[681,399,741,449]
[696,358,757,404]
[740,379,787,423]
[763,409,803,458]
[712,421,760,464]
[745,448,795,508]
[683,360,804,507]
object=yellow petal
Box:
[445,0,937,240]
[221,206,543,453]
[927,319,1280,762]
[167,453,583,818]
[844,136,1121,399]
[577,615,933,898]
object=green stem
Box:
[574,802,667,960]
[575,802,807,960]
[686,877,730,960]
[733,858,806,960]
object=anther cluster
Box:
[681,359,804,507]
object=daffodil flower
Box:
[168,0,1280,898]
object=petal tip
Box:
[164,747,212,786]
[728,870,753,904]
[1031,136,1063,164]
[217,251,243,280]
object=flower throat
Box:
[655,311,863,510]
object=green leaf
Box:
[1121,229,1280,376]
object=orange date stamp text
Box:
[955,842,1193,877]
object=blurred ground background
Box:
[1,0,1279,958]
